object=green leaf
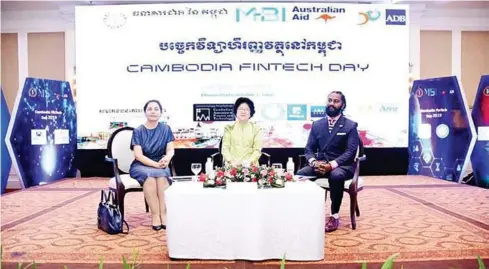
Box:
[280,254,286,269]
[99,256,104,269]
[64,266,69,269]
[381,253,399,269]
[361,262,367,269]
[132,249,139,269]
[185,263,191,269]
[16,263,22,269]
[122,256,130,269]
[478,255,486,269]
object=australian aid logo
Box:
[385,9,406,25]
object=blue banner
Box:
[471,75,489,188]
[408,76,476,183]
[1,88,12,194]
[7,78,77,188]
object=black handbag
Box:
[97,190,129,234]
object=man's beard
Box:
[326,106,341,117]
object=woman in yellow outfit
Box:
[221,97,263,166]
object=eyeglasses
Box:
[238,108,250,112]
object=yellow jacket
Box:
[221,121,263,165]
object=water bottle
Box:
[286,157,295,175]
[205,157,214,174]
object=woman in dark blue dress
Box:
[129,100,175,231]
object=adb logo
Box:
[236,7,286,22]
[385,9,406,25]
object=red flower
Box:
[268,170,275,177]
[252,177,257,182]
[199,173,207,182]
[230,168,237,176]
[216,179,223,185]
[285,173,293,181]
[217,170,225,178]
[269,178,273,184]
[252,166,258,173]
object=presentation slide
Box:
[408,76,476,183]
[75,3,410,149]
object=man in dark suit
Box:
[297,91,359,232]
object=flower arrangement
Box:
[199,164,294,188]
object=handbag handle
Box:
[100,190,108,203]
[100,190,118,206]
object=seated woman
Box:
[129,100,175,231]
[221,97,263,166]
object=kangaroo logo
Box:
[316,14,336,23]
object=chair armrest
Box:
[105,155,124,194]
[356,155,366,162]
[298,154,306,169]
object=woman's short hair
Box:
[143,100,163,112]
[233,97,255,117]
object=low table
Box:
[165,180,325,261]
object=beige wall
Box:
[27,32,65,81]
[1,33,19,112]
[461,31,489,106]
[420,30,452,79]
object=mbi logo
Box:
[385,9,406,25]
[236,7,286,22]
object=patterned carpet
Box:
[1,175,489,269]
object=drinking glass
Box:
[191,163,202,182]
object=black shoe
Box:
[160,224,166,230]
[152,225,162,231]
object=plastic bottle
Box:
[286,157,295,175]
[205,157,213,174]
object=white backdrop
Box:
[75,3,409,149]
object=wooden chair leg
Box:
[118,191,126,222]
[355,202,360,217]
[350,192,357,230]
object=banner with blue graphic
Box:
[6,78,77,188]
[471,75,489,188]
[1,88,12,194]
[408,76,476,183]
